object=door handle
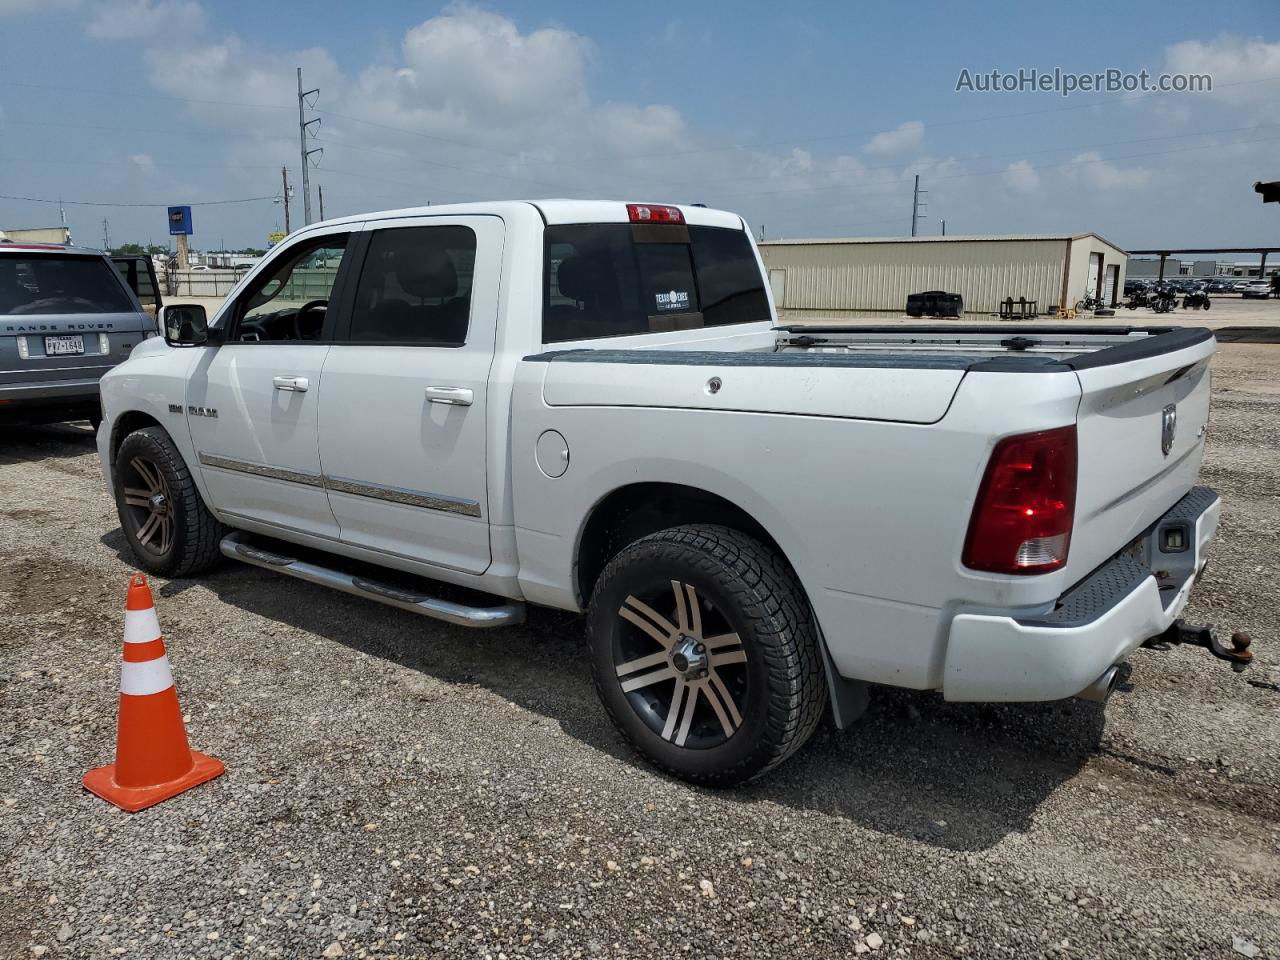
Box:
[425,386,473,406]
[272,376,309,393]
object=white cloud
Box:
[1067,151,1152,190]
[1163,35,1280,114]
[863,121,924,156]
[128,153,156,175]
[86,0,204,39]
[78,8,1274,246]
[1003,160,1040,193]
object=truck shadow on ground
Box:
[113,548,1109,853]
[0,422,97,464]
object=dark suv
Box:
[0,242,156,426]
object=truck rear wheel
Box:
[587,524,825,786]
[114,426,225,577]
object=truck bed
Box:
[527,325,1214,425]
[771,324,1214,369]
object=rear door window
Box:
[543,223,770,343]
[0,254,134,315]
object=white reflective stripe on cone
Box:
[124,607,162,645]
[120,656,175,696]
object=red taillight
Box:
[962,425,1077,575]
[627,203,684,224]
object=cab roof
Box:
[304,199,745,232]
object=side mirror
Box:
[161,304,210,346]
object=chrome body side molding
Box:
[199,453,482,518]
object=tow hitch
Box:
[1145,619,1254,672]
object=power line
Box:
[0,79,295,112]
[6,71,1278,178]
[710,130,1280,206]
[0,192,279,208]
[628,72,1280,160]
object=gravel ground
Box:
[2,342,1278,960]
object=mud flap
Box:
[816,625,870,728]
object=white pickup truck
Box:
[97,199,1237,785]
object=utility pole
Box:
[318,185,325,221]
[941,219,946,236]
[910,175,928,237]
[297,67,322,226]
[280,165,292,233]
[102,218,110,251]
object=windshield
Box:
[0,254,135,315]
[543,223,770,343]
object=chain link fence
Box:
[166,268,339,299]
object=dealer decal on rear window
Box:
[655,289,690,313]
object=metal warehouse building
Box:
[758,233,1128,320]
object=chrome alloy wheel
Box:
[614,580,749,749]
[121,455,174,557]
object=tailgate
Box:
[1065,331,1216,582]
[0,313,141,388]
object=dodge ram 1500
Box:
[97,200,1238,785]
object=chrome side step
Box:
[219,532,525,629]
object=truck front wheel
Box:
[587,524,825,786]
[113,426,226,577]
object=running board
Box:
[219,532,525,629]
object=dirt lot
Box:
[1,342,1278,960]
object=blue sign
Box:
[167,205,193,236]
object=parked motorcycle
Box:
[1074,291,1107,313]
[1182,290,1211,310]
[1124,288,1150,310]
[1150,285,1179,314]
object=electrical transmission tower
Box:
[297,67,323,226]
[910,175,928,237]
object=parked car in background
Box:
[1239,280,1273,299]
[1,242,156,426]
[1205,279,1234,294]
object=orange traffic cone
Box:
[83,573,224,812]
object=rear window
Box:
[543,223,770,343]
[0,254,135,315]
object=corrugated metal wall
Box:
[760,239,1068,316]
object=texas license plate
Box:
[44,335,84,356]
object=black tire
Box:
[587,524,826,787]
[113,426,226,577]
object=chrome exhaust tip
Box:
[1076,665,1121,703]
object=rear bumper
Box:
[942,486,1220,702]
[0,377,102,424]
[0,376,102,402]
